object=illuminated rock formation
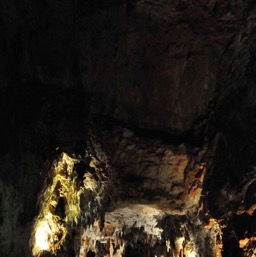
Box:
[0,1,256,257]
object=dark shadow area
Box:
[87,250,96,257]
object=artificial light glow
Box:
[187,250,197,257]
[31,153,81,256]
[31,152,109,256]
[175,237,185,250]
[34,220,51,252]
[166,240,171,252]
[105,204,164,240]
[239,237,256,257]
[32,211,67,256]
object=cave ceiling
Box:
[0,1,256,257]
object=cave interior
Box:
[0,1,256,257]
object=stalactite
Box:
[30,147,112,257]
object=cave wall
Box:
[0,1,256,257]
[0,0,246,130]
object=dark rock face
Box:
[0,0,248,130]
[0,1,256,257]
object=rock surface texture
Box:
[0,1,256,257]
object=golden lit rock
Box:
[31,153,81,256]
